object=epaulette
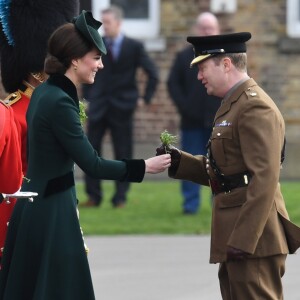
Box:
[3,81,34,106]
[3,91,22,106]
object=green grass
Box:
[77,181,300,235]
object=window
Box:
[92,0,160,39]
[287,0,300,37]
[210,0,237,14]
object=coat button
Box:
[217,133,221,136]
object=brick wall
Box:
[133,0,245,146]
[1,0,299,178]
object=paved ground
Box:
[86,235,300,300]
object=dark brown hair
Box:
[44,23,93,75]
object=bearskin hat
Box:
[0,0,79,93]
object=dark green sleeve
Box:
[51,96,145,182]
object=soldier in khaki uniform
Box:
[159,32,300,299]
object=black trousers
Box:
[84,106,134,206]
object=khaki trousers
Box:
[218,254,287,300]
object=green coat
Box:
[170,79,300,263]
[0,74,145,300]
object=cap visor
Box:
[190,54,212,67]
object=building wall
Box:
[1,0,299,178]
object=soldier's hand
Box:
[226,246,250,262]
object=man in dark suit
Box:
[167,12,221,214]
[82,5,159,208]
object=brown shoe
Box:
[80,199,99,207]
[113,202,125,208]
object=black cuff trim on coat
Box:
[122,159,145,182]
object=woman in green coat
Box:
[0,11,171,300]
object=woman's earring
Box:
[74,66,77,71]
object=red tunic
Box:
[0,101,22,191]
[0,101,23,254]
[0,84,32,256]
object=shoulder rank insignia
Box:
[3,91,22,106]
[246,87,257,98]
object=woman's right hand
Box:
[145,154,171,174]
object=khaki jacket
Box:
[171,78,300,263]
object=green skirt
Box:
[0,190,95,300]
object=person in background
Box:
[159,31,300,299]
[0,11,170,300]
[0,0,79,261]
[167,12,221,214]
[81,5,159,208]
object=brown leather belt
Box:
[209,172,251,196]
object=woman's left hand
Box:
[145,154,171,174]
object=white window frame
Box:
[287,0,300,37]
[92,0,160,39]
[210,0,237,14]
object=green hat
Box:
[73,10,107,55]
[187,32,251,67]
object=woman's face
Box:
[76,48,103,84]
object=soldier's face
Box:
[197,58,227,98]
